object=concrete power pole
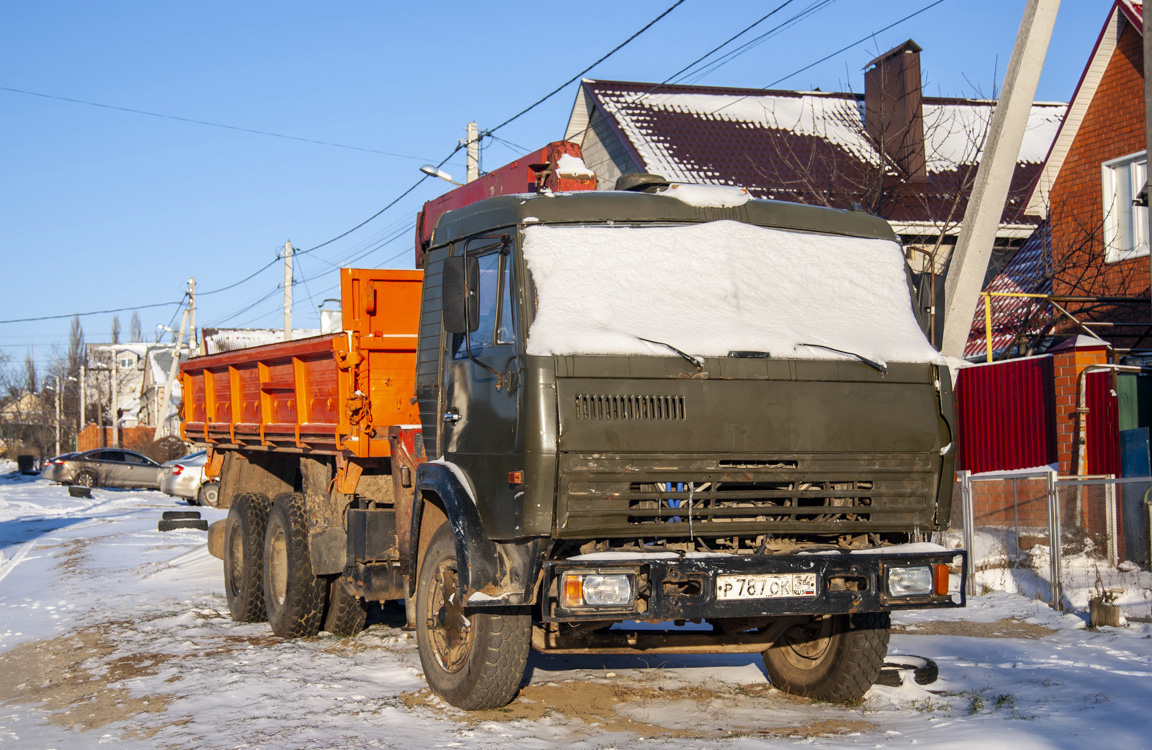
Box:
[154,306,190,441]
[284,241,293,341]
[188,277,197,355]
[465,122,480,183]
[939,0,1060,359]
[111,352,119,448]
[79,360,86,444]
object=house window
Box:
[1102,150,1149,262]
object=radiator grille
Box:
[574,394,685,421]
[557,453,938,537]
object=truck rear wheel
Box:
[223,493,271,622]
[762,612,890,703]
[323,578,368,636]
[263,492,326,638]
[415,523,530,710]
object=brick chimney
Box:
[864,39,927,182]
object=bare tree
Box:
[111,315,121,345]
[130,312,142,343]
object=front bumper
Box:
[543,549,966,622]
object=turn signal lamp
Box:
[933,563,951,596]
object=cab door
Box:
[440,238,524,536]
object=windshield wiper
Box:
[637,336,705,371]
[799,342,887,374]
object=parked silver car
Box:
[160,451,219,506]
[54,448,163,489]
[41,452,80,482]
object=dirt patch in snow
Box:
[0,621,175,736]
[893,617,1056,640]
[402,679,875,739]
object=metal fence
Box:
[950,471,1152,620]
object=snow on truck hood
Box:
[523,220,945,366]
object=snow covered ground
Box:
[2,462,1151,749]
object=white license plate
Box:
[716,573,818,600]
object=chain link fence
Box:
[948,471,1152,621]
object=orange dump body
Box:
[180,268,423,458]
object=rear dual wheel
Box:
[223,493,271,622]
[263,492,326,638]
[762,612,891,703]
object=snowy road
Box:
[1,466,1150,749]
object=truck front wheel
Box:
[762,612,890,703]
[263,492,326,638]
[223,493,271,622]
[415,523,530,710]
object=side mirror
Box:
[442,254,480,334]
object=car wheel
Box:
[74,471,97,489]
[198,482,221,508]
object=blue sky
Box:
[0,1,1113,371]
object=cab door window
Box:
[453,248,514,357]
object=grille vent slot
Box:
[575,394,685,421]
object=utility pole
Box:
[54,374,61,456]
[939,0,1060,359]
[111,351,119,448]
[284,241,293,341]
[188,277,197,355]
[79,360,86,445]
[465,122,480,183]
[154,306,190,441]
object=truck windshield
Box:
[521,220,943,367]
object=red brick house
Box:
[1025,0,1149,347]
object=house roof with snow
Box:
[566,73,1065,239]
[1025,0,1143,216]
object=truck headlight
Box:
[887,566,933,597]
[560,571,635,608]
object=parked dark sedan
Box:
[54,448,163,489]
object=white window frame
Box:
[1102,149,1149,263]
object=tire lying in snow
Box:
[158,518,209,531]
[414,522,530,710]
[762,612,891,703]
[876,654,939,687]
[163,511,202,520]
[262,492,326,638]
[223,492,272,623]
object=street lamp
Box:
[420,165,461,186]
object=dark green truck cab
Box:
[407,187,964,708]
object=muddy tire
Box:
[263,492,326,638]
[223,492,271,623]
[415,523,530,710]
[74,471,97,488]
[762,612,890,703]
[323,578,368,636]
[198,482,220,508]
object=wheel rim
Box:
[268,523,288,610]
[426,557,472,673]
[204,485,219,506]
[775,617,835,672]
[77,474,93,488]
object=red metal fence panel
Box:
[1086,370,1121,476]
[955,356,1056,474]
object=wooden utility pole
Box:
[940,0,1060,359]
[154,305,189,441]
[188,276,197,355]
[283,241,293,341]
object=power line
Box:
[0,85,433,161]
[483,0,689,137]
[0,299,183,325]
